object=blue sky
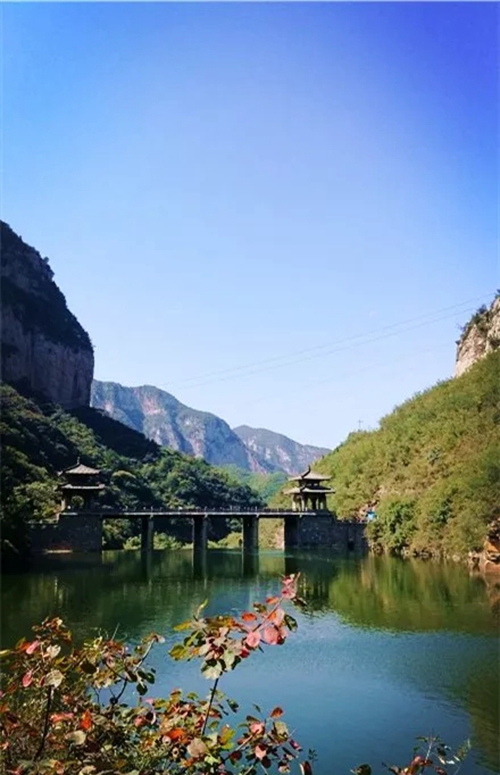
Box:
[2,2,498,449]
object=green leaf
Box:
[195,599,209,617]
[80,660,97,674]
[202,662,223,680]
[169,644,188,660]
[274,720,289,738]
[173,621,193,632]
[352,766,372,775]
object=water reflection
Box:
[2,550,498,774]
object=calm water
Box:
[2,550,499,775]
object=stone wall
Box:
[297,515,367,551]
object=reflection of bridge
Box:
[30,508,367,555]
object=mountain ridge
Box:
[91,380,328,474]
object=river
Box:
[2,550,499,775]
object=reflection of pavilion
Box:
[58,459,105,511]
[283,466,334,511]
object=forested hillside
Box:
[273,351,500,557]
[0,384,263,559]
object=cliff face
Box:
[233,425,330,475]
[455,296,500,378]
[91,381,275,473]
[1,222,94,408]
[91,381,329,474]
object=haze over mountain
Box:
[233,425,329,476]
[91,380,329,474]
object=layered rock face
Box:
[91,381,273,472]
[233,425,329,475]
[455,296,500,377]
[1,222,94,408]
[91,381,327,474]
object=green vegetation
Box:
[0,580,470,775]
[272,352,500,558]
[222,466,287,503]
[0,384,263,560]
[458,291,500,342]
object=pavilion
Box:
[58,459,105,511]
[283,465,334,512]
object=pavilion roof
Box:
[287,465,331,483]
[60,460,101,476]
[284,487,335,495]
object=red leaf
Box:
[51,712,74,723]
[22,670,33,688]
[262,627,280,645]
[242,612,258,622]
[300,762,313,775]
[166,727,186,741]
[269,608,285,625]
[266,596,280,605]
[80,709,92,731]
[245,630,261,649]
[270,706,284,718]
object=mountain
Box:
[232,426,329,475]
[455,294,500,377]
[1,383,263,558]
[1,221,94,409]
[91,381,274,473]
[91,381,329,475]
[0,223,263,560]
[271,348,499,560]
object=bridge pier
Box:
[193,548,208,578]
[242,515,258,553]
[141,515,154,552]
[193,515,208,553]
[284,514,300,549]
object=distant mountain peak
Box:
[232,425,330,475]
[91,381,329,474]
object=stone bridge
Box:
[28,508,367,555]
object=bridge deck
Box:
[62,509,337,519]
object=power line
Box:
[162,294,490,389]
[162,296,490,390]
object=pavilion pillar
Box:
[242,515,258,553]
[141,515,154,552]
[284,515,300,549]
[193,515,208,553]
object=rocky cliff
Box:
[1,222,94,408]
[91,381,327,474]
[233,425,329,475]
[455,295,500,378]
[91,381,275,472]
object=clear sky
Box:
[2,2,498,449]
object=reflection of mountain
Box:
[1,552,498,773]
[296,554,498,635]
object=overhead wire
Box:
[162,294,492,390]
